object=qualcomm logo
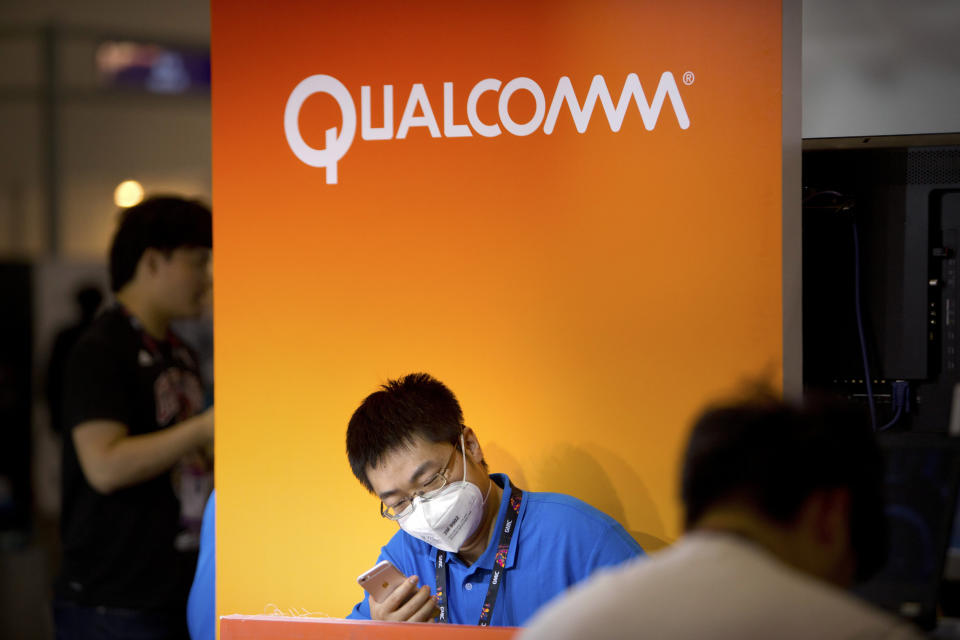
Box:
[284,72,692,185]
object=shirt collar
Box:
[450,473,525,575]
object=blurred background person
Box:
[187,488,216,640]
[45,285,104,437]
[0,7,213,635]
[54,196,214,640]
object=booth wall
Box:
[212,0,792,619]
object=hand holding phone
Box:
[356,560,437,623]
[357,560,408,603]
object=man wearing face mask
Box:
[345,373,644,626]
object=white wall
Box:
[803,0,960,138]
[0,0,211,259]
[0,0,209,44]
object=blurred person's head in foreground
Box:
[681,389,886,587]
[109,196,212,328]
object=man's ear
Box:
[461,426,485,465]
[140,248,164,277]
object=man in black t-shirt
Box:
[46,285,102,435]
[54,196,215,640]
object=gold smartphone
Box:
[357,560,407,603]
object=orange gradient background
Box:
[212,0,787,622]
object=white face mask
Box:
[397,436,491,552]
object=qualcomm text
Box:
[284,72,692,184]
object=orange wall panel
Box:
[212,0,787,622]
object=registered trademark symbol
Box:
[682,71,695,86]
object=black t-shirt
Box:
[56,305,206,611]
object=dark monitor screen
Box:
[947,500,960,582]
[856,434,960,630]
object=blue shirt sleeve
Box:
[587,520,644,571]
[187,490,216,640]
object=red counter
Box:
[220,615,520,639]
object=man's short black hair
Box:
[681,394,887,580]
[347,373,465,493]
[108,196,212,292]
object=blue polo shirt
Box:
[347,474,644,626]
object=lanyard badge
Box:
[435,484,523,626]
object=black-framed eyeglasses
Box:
[380,444,460,521]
